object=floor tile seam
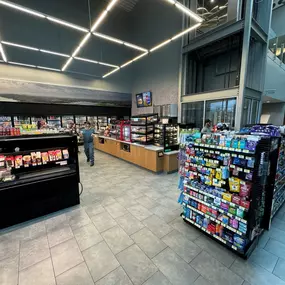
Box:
[272,257,281,275]
[72,232,96,284]
[48,236,74,250]
[43,223,57,285]
[18,255,51,274]
[246,256,277,274]
[116,219,147,236]
[70,220,93,233]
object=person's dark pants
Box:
[84,142,94,165]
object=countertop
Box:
[97,136,177,154]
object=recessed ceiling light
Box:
[37,66,60,72]
[91,10,108,32]
[47,16,88,33]
[0,0,45,18]
[133,52,149,61]
[2,41,39,51]
[9,61,36,67]
[0,43,7,62]
[266,100,271,103]
[123,42,148,52]
[150,39,171,52]
[106,0,118,12]
[93,32,124,44]
[74,57,99,64]
[120,60,133,68]
[171,23,201,40]
[39,49,69,57]
[98,61,119,68]
[62,57,73,71]
[102,67,120,78]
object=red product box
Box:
[232,195,241,205]
[240,200,250,209]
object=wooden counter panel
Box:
[94,137,167,173]
[163,153,178,173]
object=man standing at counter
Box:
[81,122,95,167]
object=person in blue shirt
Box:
[81,122,95,166]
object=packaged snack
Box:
[36,152,42,165]
[233,234,246,250]
[215,169,222,180]
[223,231,234,243]
[247,158,255,168]
[201,204,208,213]
[211,208,218,218]
[245,136,259,151]
[23,155,31,167]
[0,155,5,167]
[55,150,62,160]
[240,200,250,209]
[15,155,23,168]
[222,215,229,225]
[229,177,240,193]
[229,207,236,215]
[239,138,246,149]
[240,183,251,198]
[5,156,14,168]
[238,222,247,234]
[216,224,220,235]
[220,202,229,212]
[213,178,221,187]
[221,167,230,179]
[245,171,253,181]
[232,138,239,149]
[62,149,69,159]
[31,152,37,166]
[232,195,241,205]
[236,208,244,218]
[213,197,221,207]
[42,152,49,164]
[48,150,56,161]
[230,218,239,229]
[222,193,232,202]
[203,218,209,229]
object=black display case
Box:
[131,114,158,145]
[0,134,80,229]
[154,123,179,151]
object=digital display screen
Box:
[136,91,152,108]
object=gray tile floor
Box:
[1,149,285,285]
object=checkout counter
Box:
[94,136,178,173]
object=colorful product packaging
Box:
[36,152,42,165]
[31,152,37,166]
[15,155,23,168]
[42,152,49,164]
[23,155,31,167]
[0,155,5,167]
[5,156,14,168]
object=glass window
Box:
[250,100,259,124]
[205,98,236,128]
[181,101,204,129]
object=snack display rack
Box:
[154,123,179,152]
[47,116,61,128]
[0,134,80,229]
[131,114,158,145]
[178,130,280,257]
[267,134,285,225]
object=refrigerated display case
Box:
[13,116,31,127]
[98,116,108,131]
[154,123,179,151]
[87,116,98,131]
[62,116,75,129]
[75,116,87,130]
[47,116,61,129]
[0,134,80,229]
[131,114,158,145]
[31,117,47,129]
[0,116,12,128]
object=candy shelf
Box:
[0,134,80,229]
[178,131,280,258]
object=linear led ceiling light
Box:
[74,57,99,64]
[62,57,73,71]
[93,32,148,52]
[0,43,7,62]
[46,17,88,33]
[102,67,120,78]
[1,41,39,51]
[150,39,171,52]
[171,22,202,40]
[91,0,118,32]
[37,66,60,72]
[164,0,203,23]
[39,49,69,57]
[9,61,36,67]
[98,61,119,68]
[0,0,45,18]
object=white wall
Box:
[260,103,285,125]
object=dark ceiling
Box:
[0,0,185,78]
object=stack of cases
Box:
[178,132,279,257]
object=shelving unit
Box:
[178,131,280,257]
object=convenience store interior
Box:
[1,0,285,285]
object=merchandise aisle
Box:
[1,150,285,284]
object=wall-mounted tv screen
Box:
[136,91,152,108]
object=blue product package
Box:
[185,207,190,218]
[232,139,239,149]
[233,234,246,250]
[178,176,184,190]
[239,139,246,149]
[178,192,184,204]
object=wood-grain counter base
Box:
[94,137,178,173]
